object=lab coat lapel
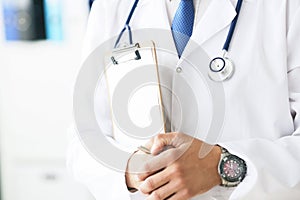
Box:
[135,0,237,61]
[189,0,237,47]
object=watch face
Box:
[220,154,247,182]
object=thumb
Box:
[151,133,177,155]
[143,137,154,150]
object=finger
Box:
[145,180,179,200]
[151,133,177,155]
[139,168,170,194]
[127,151,154,174]
[137,148,182,180]
[143,137,155,150]
[136,167,164,183]
[165,193,176,200]
[167,189,190,200]
[138,146,151,154]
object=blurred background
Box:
[0,0,95,199]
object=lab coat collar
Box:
[145,0,237,46]
[189,0,237,47]
[135,0,237,61]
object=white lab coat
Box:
[67,0,300,199]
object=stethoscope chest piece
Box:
[208,57,234,82]
[114,0,244,82]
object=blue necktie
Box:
[171,0,195,57]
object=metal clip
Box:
[111,43,141,65]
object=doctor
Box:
[68,0,300,199]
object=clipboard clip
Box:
[111,43,141,65]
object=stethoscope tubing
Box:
[115,0,243,53]
[114,0,244,82]
[114,0,140,48]
[223,0,244,52]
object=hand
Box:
[138,133,222,200]
[126,146,155,191]
[125,138,180,191]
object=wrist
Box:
[217,146,247,187]
[212,145,222,186]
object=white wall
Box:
[0,0,94,199]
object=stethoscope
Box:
[114,0,244,82]
[208,0,243,81]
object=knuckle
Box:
[151,191,161,200]
[146,178,155,190]
[137,173,144,181]
[139,179,154,194]
[173,132,182,138]
[182,188,192,198]
[169,150,180,161]
[176,177,185,187]
[143,162,151,173]
[156,134,164,140]
[172,163,182,173]
[175,132,181,136]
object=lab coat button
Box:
[176,67,182,73]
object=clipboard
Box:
[104,41,166,140]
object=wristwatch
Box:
[218,146,247,187]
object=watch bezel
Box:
[219,154,247,183]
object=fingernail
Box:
[138,146,151,154]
